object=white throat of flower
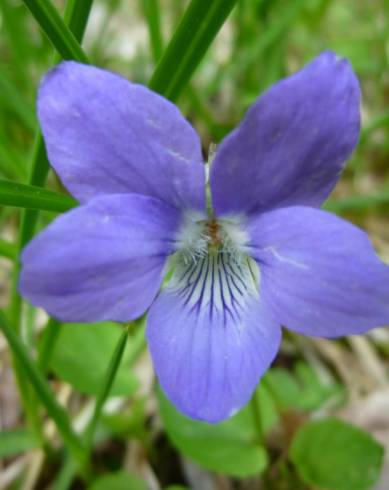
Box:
[166,210,260,323]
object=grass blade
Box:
[0,179,77,213]
[63,0,94,41]
[149,0,238,101]
[11,0,94,326]
[325,192,389,213]
[8,0,94,461]
[22,0,89,63]
[140,0,164,62]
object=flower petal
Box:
[211,51,360,216]
[147,253,281,422]
[38,61,205,210]
[246,206,389,337]
[20,194,181,322]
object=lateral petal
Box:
[246,206,389,337]
[20,194,181,322]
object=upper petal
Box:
[20,193,182,323]
[147,252,281,422]
[210,51,360,216]
[38,61,206,210]
[246,206,389,337]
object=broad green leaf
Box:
[290,417,384,490]
[88,471,147,490]
[0,429,38,458]
[0,179,77,213]
[264,362,344,411]
[158,388,270,477]
[49,322,139,396]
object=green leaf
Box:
[49,322,139,396]
[88,471,147,490]
[22,0,89,62]
[290,417,384,490]
[0,179,78,212]
[63,0,94,42]
[149,0,238,101]
[0,429,38,458]
[158,388,268,477]
[264,362,344,411]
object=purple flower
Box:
[20,52,389,423]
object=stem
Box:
[84,326,129,452]
[250,390,263,444]
[38,318,62,373]
[52,456,77,490]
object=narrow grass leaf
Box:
[0,179,77,212]
[140,0,164,63]
[149,0,238,101]
[22,0,89,63]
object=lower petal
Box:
[146,253,281,423]
[20,194,181,322]
[246,206,389,337]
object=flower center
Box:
[165,213,260,322]
[174,211,250,261]
[206,219,222,248]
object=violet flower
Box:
[20,52,389,423]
